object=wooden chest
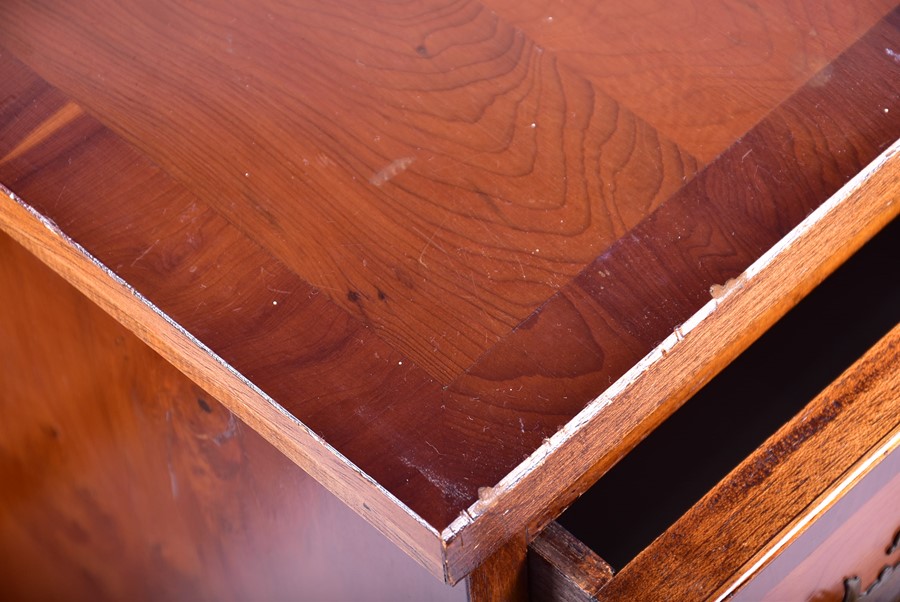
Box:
[1,1,898,600]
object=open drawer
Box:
[528,216,900,601]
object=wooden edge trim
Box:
[440,139,900,581]
[713,426,900,601]
[0,187,447,582]
[528,522,614,602]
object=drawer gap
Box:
[557,215,900,570]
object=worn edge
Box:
[439,138,900,581]
[0,186,449,582]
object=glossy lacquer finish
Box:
[0,0,899,581]
[0,231,465,602]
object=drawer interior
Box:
[556,214,900,571]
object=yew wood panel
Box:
[0,230,465,602]
[485,0,897,163]
[0,0,698,382]
[0,0,899,583]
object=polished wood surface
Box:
[0,0,898,581]
[443,132,900,579]
[592,323,900,601]
[0,231,465,601]
[488,0,895,162]
[0,0,700,383]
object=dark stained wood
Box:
[528,522,613,602]
[0,231,466,601]
[591,323,900,601]
[0,0,898,585]
[484,0,896,163]
[729,450,900,602]
[467,532,529,602]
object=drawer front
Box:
[528,321,900,601]
[730,442,900,602]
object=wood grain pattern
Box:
[440,14,900,578]
[485,0,897,162]
[442,137,900,580]
[0,231,465,601]
[0,51,485,537]
[728,450,900,602]
[592,324,900,601]
[0,109,451,581]
[0,1,898,584]
[0,0,697,382]
[528,522,613,602]
[466,532,529,602]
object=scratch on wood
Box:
[131,239,160,267]
[370,156,415,186]
[213,412,238,445]
[167,459,179,499]
[414,223,447,268]
[425,440,444,456]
